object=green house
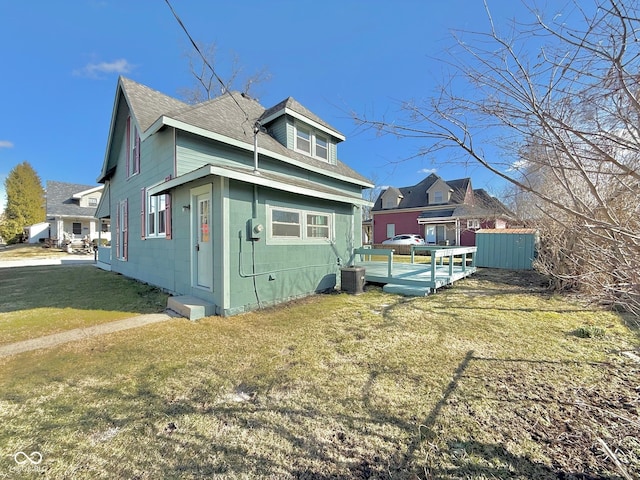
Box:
[96,77,372,318]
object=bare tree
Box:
[353,0,640,316]
[362,172,382,221]
[179,41,271,104]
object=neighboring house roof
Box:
[98,77,371,187]
[418,209,456,219]
[374,174,513,221]
[372,174,471,211]
[472,188,514,217]
[46,181,101,218]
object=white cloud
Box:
[507,159,529,172]
[73,58,134,78]
[0,140,14,149]
[418,168,437,175]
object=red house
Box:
[371,174,513,246]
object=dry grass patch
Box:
[0,243,71,260]
[0,265,169,344]
[0,269,638,479]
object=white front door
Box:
[425,225,436,244]
[195,191,212,289]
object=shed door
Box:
[195,191,212,289]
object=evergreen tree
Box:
[0,162,45,243]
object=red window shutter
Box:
[165,175,173,240]
[140,188,146,240]
[126,117,131,177]
[123,199,129,261]
[134,129,141,174]
[165,194,172,240]
[115,203,121,259]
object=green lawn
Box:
[0,265,169,344]
[0,268,638,479]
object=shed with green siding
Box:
[475,229,538,270]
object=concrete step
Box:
[167,295,216,320]
[383,284,431,296]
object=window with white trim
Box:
[294,122,331,161]
[147,192,167,238]
[315,134,328,160]
[295,125,311,154]
[268,205,333,244]
[467,219,480,229]
[306,213,330,238]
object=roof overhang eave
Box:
[145,116,371,188]
[260,107,345,142]
[148,164,372,207]
[417,216,459,224]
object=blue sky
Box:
[0,0,541,213]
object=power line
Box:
[163,0,250,122]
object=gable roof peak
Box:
[118,76,189,133]
[259,96,345,141]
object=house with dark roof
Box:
[371,173,512,246]
[24,181,109,245]
[95,77,372,317]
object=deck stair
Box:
[383,284,431,296]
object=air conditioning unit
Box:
[340,266,366,294]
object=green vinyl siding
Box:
[107,127,176,289]
[223,180,358,315]
[176,132,251,176]
[267,117,287,146]
[176,132,362,197]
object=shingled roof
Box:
[372,174,472,211]
[102,77,370,186]
[46,181,101,218]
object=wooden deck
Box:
[350,246,477,296]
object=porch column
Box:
[455,219,460,246]
[57,219,64,245]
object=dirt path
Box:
[0,313,175,358]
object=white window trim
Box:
[315,132,328,160]
[467,219,480,230]
[146,187,167,239]
[293,122,330,162]
[266,205,334,245]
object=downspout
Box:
[252,121,261,217]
